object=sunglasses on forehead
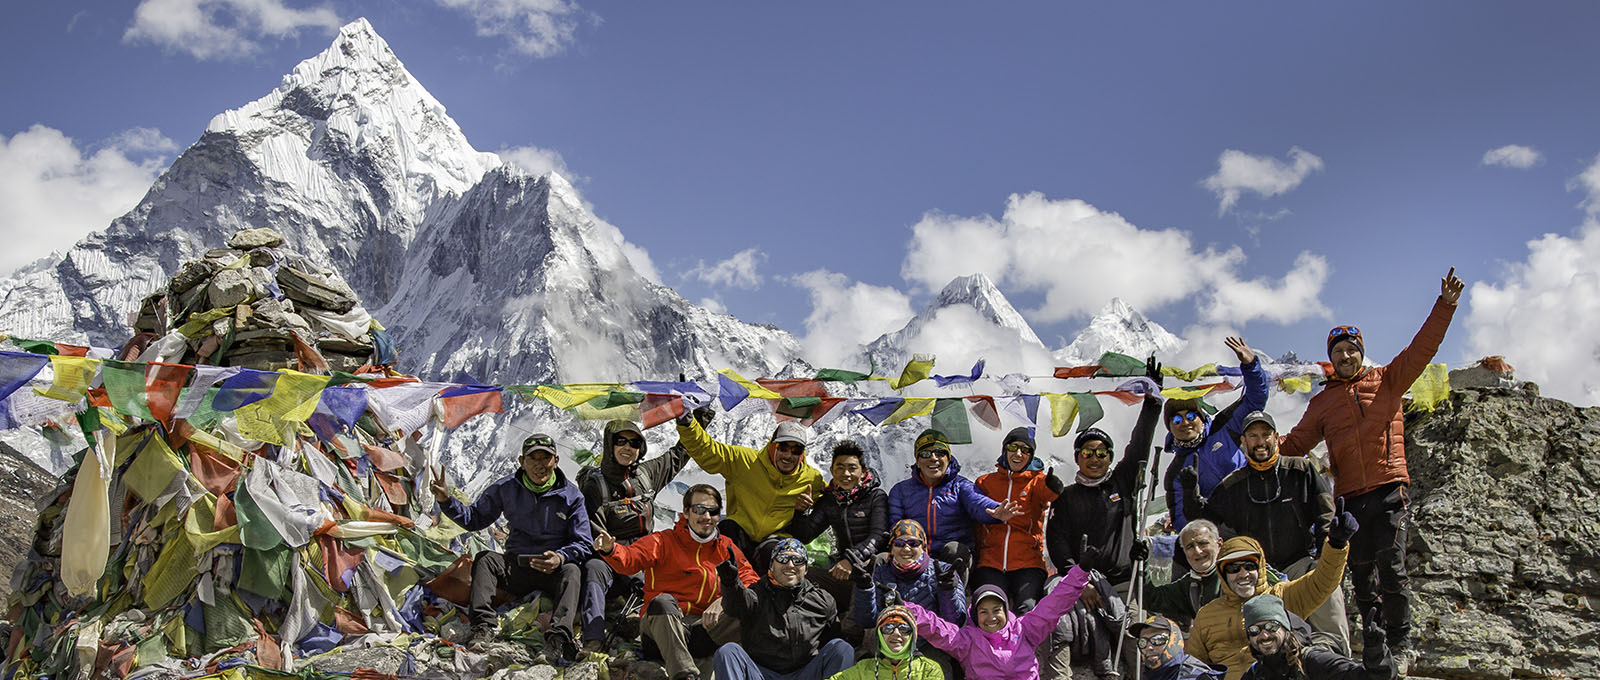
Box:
[1328,325,1361,340]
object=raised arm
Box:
[675,418,755,475]
[1019,565,1091,646]
[904,600,967,658]
[1384,269,1461,391]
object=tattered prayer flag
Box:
[1406,363,1451,413]
[851,399,903,426]
[717,370,782,412]
[101,361,192,426]
[889,355,936,390]
[587,390,647,411]
[1278,375,1314,394]
[10,339,58,355]
[1095,390,1144,406]
[145,363,192,427]
[1044,393,1078,437]
[630,380,714,409]
[172,366,240,419]
[814,368,871,382]
[211,369,280,412]
[1000,394,1040,426]
[1162,363,1219,382]
[0,351,49,402]
[1053,365,1101,379]
[1094,352,1146,377]
[1069,392,1104,432]
[234,371,331,443]
[883,398,935,426]
[642,393,686,428]
[932,360,985,388]
[33,355,100,403]
[965,395,1001,430]
[317,385,369,427]
[757,379,830,399]
[436,385,503,428]
[931,398,972,444]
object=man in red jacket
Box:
[595,484,759,680]
[1279,267,1463,664]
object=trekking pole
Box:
[1112,446,1164,680]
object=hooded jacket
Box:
[1143,562,1284,627]
[598,516,759,615]
[1046,394,1162,584]
[829,606,945,680]
[1185,456,1335,569]
[854,554,966,630]
[974,430,1061,572]
[905,566,1092,680]
[440,467,592,564]
[719,560,839,674]
[784,467,889,570]
[1189,536,1350,680]
[1279,297,1455,498]
[577,420,690,544]
[1241,642,1397,680]
[676,418,825,541]
[1167,357,1270,528]
[887,455,1002,552]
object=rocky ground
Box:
[0,443,57,603]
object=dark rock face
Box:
[1405,384,1600,679]
[0,444,59,602]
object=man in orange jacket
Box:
[1279,266,1464,665]
[595,483,759,680]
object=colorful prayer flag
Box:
[889,355,935,390]
[435,385,503,428]
[931,398,972,444]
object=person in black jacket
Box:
[712,538,855,680]
[1241,595,1396,680]
[1182,411,1349,655]
[781,440,888,640]
[577,417,695,652]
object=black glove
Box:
[716,545,740,582]
[852,564,874,589]
[1146,355,1164,388]
[1044,466,1065,495]
[1129,537,1150,563]
[937,563,958,592]
[692,406,715,428]
[1327,497,1360,549]
[1361,606,1386,651]
[1077,536,1102,573]
[1178,466,1199,493]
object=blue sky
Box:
[4,1,1600,404]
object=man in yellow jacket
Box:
[1188,499,1359,680]
[676,414,825,572]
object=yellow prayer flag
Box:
[1161,385,1219,400]
[124,432,187,503]
[717,369,783,400]
[1406,363,1451,413]
[1162,363,1218,382]
[889,355,936,390]
[1278,376,1314,394]
[234,371,330,443]
[33,355,100,402]
[534,385,614,410]
[882,398,936,425]
[184,495,240,554]
[1044,393,1078,437]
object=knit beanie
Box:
[1243,594,1291,630]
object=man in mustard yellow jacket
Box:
[676,415,825,572]
[1187,499,1358,680]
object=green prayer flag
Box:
[202,594,255,652]
[814,368,870,382]
[10,339,57,355]
[234,479,285,551]
[586,390,646,410]
[1094,352,1147,377]
[1069,393,1105,432]
[931,398,972,445]
[100,360,154,421]
[238,546,293,600]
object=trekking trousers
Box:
[1342,482,1411,645]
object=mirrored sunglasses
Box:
[1135,633,1170,649]
[1003,442,1033,453]
[878,622,914,636]
[891,538,924,549]
[1079,448,1110,460]
[689,504,722,517]
[1246,621,1284,638]
[1169,412,1201,426]
[772,553,808,566]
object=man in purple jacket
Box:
[431,433,594,662]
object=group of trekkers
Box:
[428,268,1464,680]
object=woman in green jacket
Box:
[830,605,945,680]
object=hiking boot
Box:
[1391,639,1418,675]
[582,636,606,655]
[534,630,577,666]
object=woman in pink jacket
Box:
[903,549,1102,680]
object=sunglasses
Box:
[1169,412,1201,426]
[1246,621,1284,638]
[1078,448,1110,460]
[1223,560,1260,575]
[1003,442,1033,454]
[689,504,722,517]
[1135,634,1170,649]
[772,553,808,566]
[1328,325,1361,340]
[612,434,643,448]
[891,538,924,549]
[915,449,950,459]
[878,622,914,636]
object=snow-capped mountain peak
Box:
[1053,297,1184,365]
[863,273,1053,377]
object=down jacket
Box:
[1189,537,1350,680]
[1279,297,1456,498]
[887,456,1002,552]
[854,555,967,630]
[783,468,889,570]
[906,565,1092,680]
[440,467,592,564]
[1187,456,1335,569]
[577,420,690,544]
[598,516,759,615]
[719,557,839,674]
[1046,394,1162,584]
[974,455,1060,572]
[1167,357,1270,528]
[676,418,825,542]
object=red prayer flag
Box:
[965,395,1001,429]
[1094,390,1145,406]
[145,362,192,428]
[436,386,503,428]
[642,393,686,429]
[756,379,831,399]
[1053,365,1102,379]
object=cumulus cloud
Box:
[792,270,915,368]
[1482,144,1543,169]
[901,192,1331,327]
[687,247,766,290]
[0,124,176,275]
[1203,147,1324,213]
[1467,153,1600,406]
[433,0,588,58]
[499,145,573,179]
[698,297,728,315]
[123,0,341,60]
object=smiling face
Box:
[769,554,806,587]
[916,448,950,482]
[610,431,643,466]
[890,536,925,567]
[1076,442,1111,479]
[880,623,911,654]
[974,598,1008,633]
[1138,630,1173,666]
[1330,340,1364,379]
[830,455,864,491]
[1180,527,1220,574]
[680,490,721,538]
[1168,410,1204,441]
[1247,622,1288,655]
[1223,558,1261,598]
[521,450,557,485]
[772,441,805,475]
[1241,421,1278,464]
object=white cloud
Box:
[1467,153,1600,406]
[687,247,766,290]
[1482,144,1543,169]
[698,297,727,314]
[433,0,587,58]
[1203,147,1324,213]
[0,125,176,275]
[900,192,1331,327]
[792,270,915,368]
[499,145,572,179]
[123,0,341,60]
